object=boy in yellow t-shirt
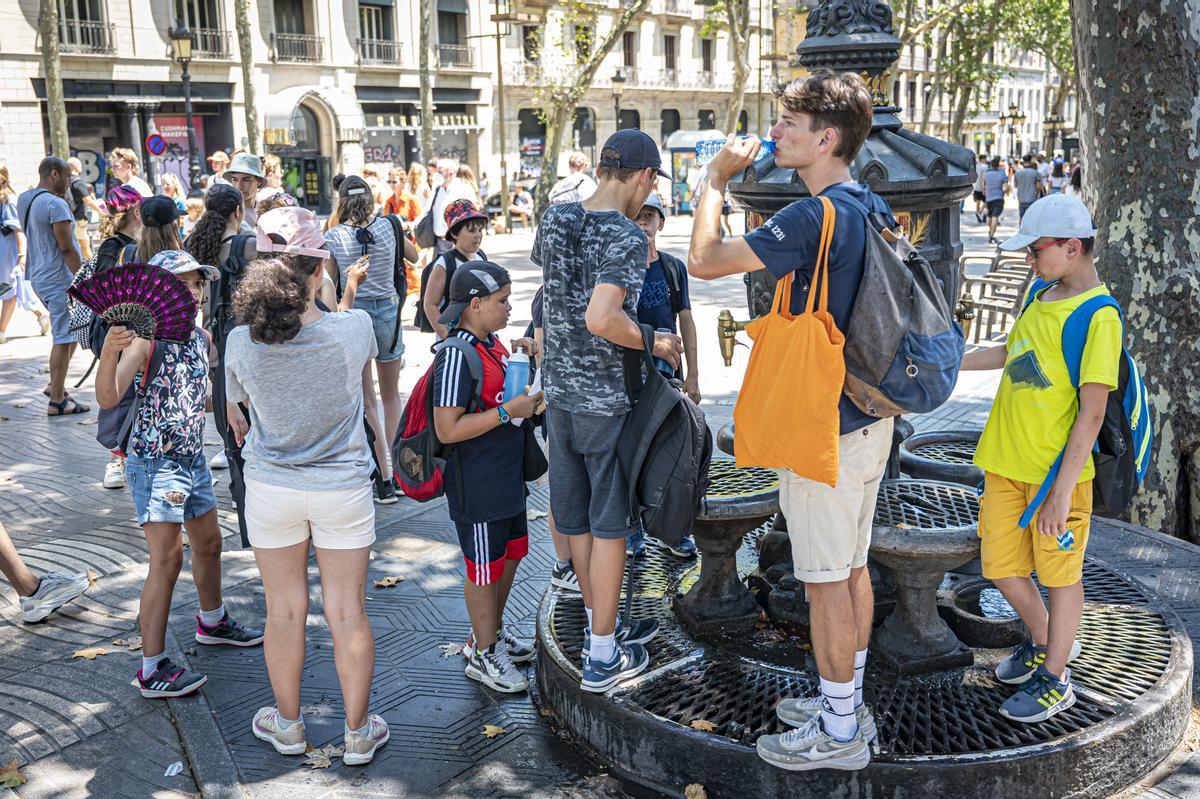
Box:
[962,194,1121,724]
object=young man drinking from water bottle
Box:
[534,129,683,693]
[688,70,895,772]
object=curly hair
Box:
[233,256,316,344]
[136,223,183,262]
[335,192,374,227]
[186,185,243,268]
[99,209,132,239]
[256,191,297,217]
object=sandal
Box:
[47,396,90,416]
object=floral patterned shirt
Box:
[127,327,209,460]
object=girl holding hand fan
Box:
[93,249,264,699]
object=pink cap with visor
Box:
[255,207,330,260]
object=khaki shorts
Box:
[778,418,893,583]
[245,478,376,550]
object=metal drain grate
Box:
[909,440,977,465]
[1072,605,1172,702]
[706,459,779,499]
[874,480,980,530]
[550,593,696,671]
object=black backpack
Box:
[209,234,254,347]
[658,251,687,318]
[415,248,487,333]
[617,324,713,546]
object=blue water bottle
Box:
[503,350,531,404]
[652,328,676,378]
[695,136,776,166]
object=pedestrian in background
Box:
[407,162,432,215]
[109,148,152,197]
[0,165,41,344]
[983,156,1009,244]
[1013,155,1043,220]
[224,153,266,230]
[207,150,230,185]
[160,173,187,216]
[66,157,98,259]
[383,167,420,220]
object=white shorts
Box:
[245,478,376,550]
[778,417,893,583]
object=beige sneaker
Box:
[343,713,390,765]
[251,707,307,755]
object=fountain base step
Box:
[873,637,974,675]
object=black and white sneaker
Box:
[19,572,88,623]
[195,614,265,647]
[583,616,660,658]
[550,561,581,592]
[499,627,534,663]
[375,478,399,505]
[464,643,528,693]
[132,657,208,698]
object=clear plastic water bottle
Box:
[652,328,676,377]
[694,136,776,166]
[503,350,530,404]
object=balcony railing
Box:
[438,43,473,68]
[271,32,323,63]
[504,61,541,85]
[659,67,677,84]
[359,38,402,65]
[59,20,115,54]
[193,27,230,59]
[658,0,694,14]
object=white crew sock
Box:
[819,676,859,742]
[590,632,616,664]
[277,713,302,729]
[198,604,226,627]
[853,649,868,708]
[141,652,166,677]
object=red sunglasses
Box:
[1026,238,1070,257]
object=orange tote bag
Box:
[734,197,845,486]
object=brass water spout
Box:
[717,309,750,366]
[955,293,976,341]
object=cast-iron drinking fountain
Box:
[534,2,1191,796]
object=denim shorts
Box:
[126,452,217,526]
[31,282,74,345]
[354,295,404,363]
[547,407,636,539]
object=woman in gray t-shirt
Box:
[224,251,390,765]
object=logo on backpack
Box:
[1016,279,1153,525]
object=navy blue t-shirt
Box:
[636,253,691,334]
[744,181,896,435]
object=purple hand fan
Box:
[67,264,197,345]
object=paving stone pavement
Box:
[0,204,1197,797]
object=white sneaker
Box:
[756,716,870,772]
[103,457,126,489]
[209,450,229,470]
[776,697,878,745]
[465,643,529,693]
[343,714,390,765]
[20,572,89,623]
[252,707,307,755]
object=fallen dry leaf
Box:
[481,724,507,739]
[12,403,27,409]
[373,575,404,589]
[0,759,26,788]
[85,569,99,588]
[72,647,109,660]
[112,636,143,652]
[303,743,344,769]
[684,785,708,799]
[78,417,97,425]
[539,707,553,717]
[527,508,548,520]
[438,642,464,658]
[689,720,717,732]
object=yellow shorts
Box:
[979,472,1092,588]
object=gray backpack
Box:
[840,203,964,418]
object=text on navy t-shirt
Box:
[636,253,690,334]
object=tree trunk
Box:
[1042,71,1070,153]
[37,0,69,156]
[1071,0,1200,541]
[534,103,572,214]
[419,0,434,163]
[949,83,972,143]
[721,0,751,135]
[233,0,260,152]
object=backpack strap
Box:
[21,189,50,232]
[659,252,686,318]
[1018,294,1124,528]
[115,339,168,452]
[435,334,486,414]
[383,214,407,352]
[119,242,138,265]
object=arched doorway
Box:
[269,103,333,214]
[660,108,681,145]
[517,108,546,179]
[699,109,716,130]
[737,109,749,134]
[618,109,640,131]
[572,107,597,165]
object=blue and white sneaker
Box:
[581,641,649,693]
[625,530,646,557]
[995,638,1082,685]
[663,535,698,558]
[1000,665,1075,723]
[583,616,660,658]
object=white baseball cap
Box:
[999,194,1098,251]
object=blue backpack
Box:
[1016,279,1153,527]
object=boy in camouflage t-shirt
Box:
[533,130,682,693]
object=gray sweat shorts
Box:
[546,407,636,540]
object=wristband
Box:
[497,404,511,425]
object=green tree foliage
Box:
[1003,0,1074,139]
[700,0,752,136]
[941,0,1011,140]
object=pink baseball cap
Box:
[255,207,329,260]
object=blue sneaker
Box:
[583,616,660,659]
[999,665,1075,723]
[995,638,1082,685]
[664,535,698,558]
[581,641,649,693]
[625,530,646,557]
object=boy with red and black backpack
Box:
[429,261,544,693]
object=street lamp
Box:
[998,102,1027,164]
[169,19,201,192]
[612,69,625,132]
[1044,114,1065,155]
